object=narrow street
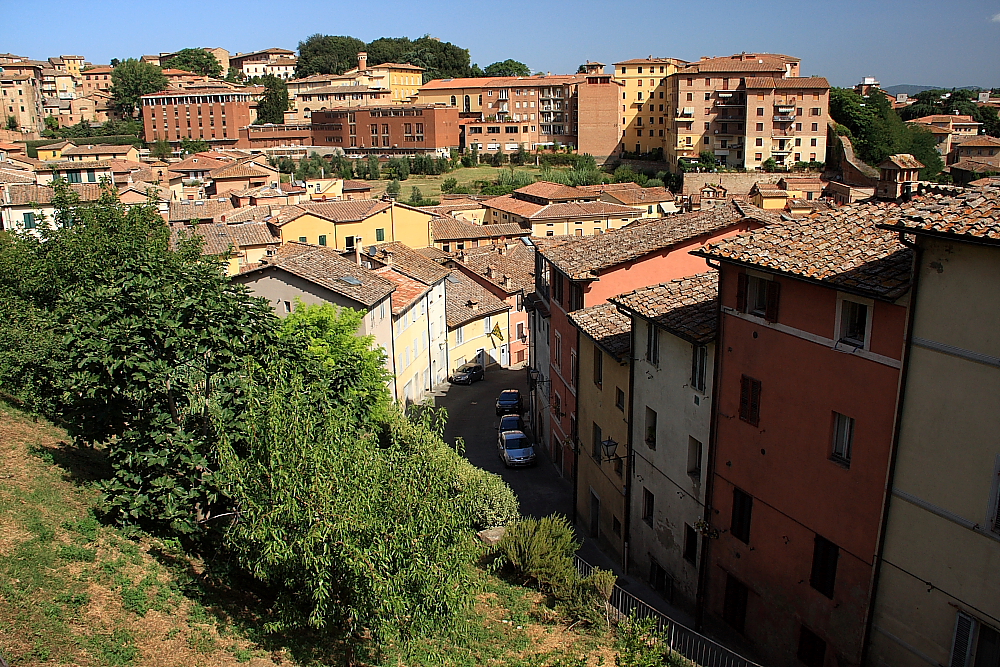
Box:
[434,367,700,630]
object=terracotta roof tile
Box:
[362,241,451,286]
[282,199,390,224]
[743,76,829,89]
[169,155,228,172]
[209,163,273,180]
[444,270,510,328]
[601,186,675,205]
[0,168,35,184]
[956,136,1000,148]
[696,203,914,299]
[168,198,235,223]
[452,241,536,293]
[432,216,525,242]
[378,268,430,314]
[342,179,372,191]
[880,154,924,170]
[515,181,596,202]
[62,144,137,157]
[5,182,103,205]
[609,272,718,345]
[878,182,1000,244]
[237,242,393,308]
[541,202,769,280]
[567,302,631,360]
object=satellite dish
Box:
[367,245,377,256]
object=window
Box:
[570,350,578,386]
[811,107,821,116]
[642,487,654,525]
[839,299,869,347]
[613,516,622,536]
[810,535,839,598]
[811,122,819,132]
[756,122,763,131]
[831,412,854,465]
[456,325,463,344]
[723,574,748,633]
[644,407,657,449]
[318,234,327,246]
[686,92,693,101]
[344,236,354,251]
[755,137,763,146]
[797,626,827,667]
[756,107,764,116]
[483,315,491,336]
[592,422,602,460]
[691,344,708,392]
[615,387,625,410]
[731,488,753,543]
[811,138,818,147]
[66,170,82,183]
[737,273,780,322]
[553,331,562,367]
[795,138,802,146]
[376,228,385,242]
[739,376,762,427]
[688,437,703,480]
[755,153,762,161]
[684,524,698,564]
[951,612,1000,667]
[283,301,292,314]
[22,212,35,229]
[298,236,307,243]
[990,457,1000,535]
[645,322,659,365]
[649,558,670,597]
[593,347,603,387]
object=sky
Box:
[6,0,1000,89]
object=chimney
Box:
[382,249,393,267]
[486,265,497,278]
[354,244,362,266]
[220,215,226,223]
[497,243,507,256]
[468,299,479,311]
[502,275,512,289]
[457,251,467,263]
[358,52,368,71]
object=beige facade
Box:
[612,57,687,156]
[1,73,44,133]
[868,233,1000,667]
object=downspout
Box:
[860,233,921,667]
[695,257,724,632]
[571,325,581,525]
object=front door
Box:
[477,348,486,366]
[500,344,509,367]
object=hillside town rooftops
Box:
[568,302,631,361]
[609,271,719,345]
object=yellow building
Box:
[444,269,511,374]
[35,140,74,161]
[569,302,632,566]
[483,181,641,237]
[269,200,436,251]
[612,57,687,156]
[586,182,679,218]
[303,177,344,200]
[748,182,788,209]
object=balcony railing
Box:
[773,115,795,123]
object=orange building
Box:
[693,206,911,667]
[141,86,261,147]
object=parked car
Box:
[495,389,523,416]
[497,430,536,467]
[497,414,525,434]
[449,363,484,384]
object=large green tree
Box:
[295,34,478,82]
[898,88,1000,137]
[483,59,531,77]
[296,34,368,77]
[110,58,168,118]
[251,74,289,124]
[164,48,223,78]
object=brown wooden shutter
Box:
[749,378,761,426]
[765,280,781,323]
[739,376,751,422]
[736,272,748,312]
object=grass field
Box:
[0,403,618,667]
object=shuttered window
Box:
[731,488,753,543]
[736,272,780,322]
[739,376,761,426]
[809,535,839,598]
[950,612,974,667]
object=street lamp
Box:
[601,437,621,462]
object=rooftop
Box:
[878,182,1000,245]
[5,182,103,206]
[272,199,391,226]
[453,240,536,293]
[567,302,631,361]
[609,271,719,345]
[172,221,278,256]
[956,136,1000,148]
[444,270,510,328]
[600,186,675,205]
[743,76,830,90]
[168,198,235,223]
[695,203,914,299]
[431,217,525,242]
[362,241,451,286]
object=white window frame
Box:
[831,412,854,466]
[834,293,874,351]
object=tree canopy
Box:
[164,48,223,78]
[250,74,289,124]
[897,88,1000,137]
[110,58,168,118]
[295,34,482,82]
[483,60,531,78]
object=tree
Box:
[150,139,172,159]
[110,58,168,118]
[251,74,289,124]
[409,186,424,204]
[43,115,59,131]
[440,177,457,193]
[164,48,223,78]
[109,58,120,68]
[179,138,210,155]
[483,59,531,78]
[761,157,778,172]
[6,116,17,131]
[224,67,244,83]
[296,34,368,77]
[367,155,380,179]
[386,179,401,196]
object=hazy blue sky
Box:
[7,0,1000,88]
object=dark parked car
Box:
[497,414,526,434]
[497,430,536,467]
[495,389,523,416]
[449,363,484,384]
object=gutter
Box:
[859,232,921,666]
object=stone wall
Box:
[681,171,824,195]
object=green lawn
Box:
[361,164,556,198]
[0,403,619,667]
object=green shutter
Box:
[318,235,327,246]
[376,228,385,241]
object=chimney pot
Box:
[468,299,479,311]
[358,52,368,71]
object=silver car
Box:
[498,430,536,468]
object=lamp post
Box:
[601,437,621,462]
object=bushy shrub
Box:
[441,177,458,193]
[643,178,665,188]
[496,515,578,599]
[454,459,520,529]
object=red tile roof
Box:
[515,181,596,202]
[567,302,631,361]
[609,271,718,345]
[444,270,510,328]
[878,182,1000,244]
[743,76,829,90]
[452,241,536,293]
[431,217,525,242]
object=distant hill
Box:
[884,84,982,96]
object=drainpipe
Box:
[571,325,581,526]
[695,257,725,632]
[859,233,921,667]
[623,315,637,575]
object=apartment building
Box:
[229,48,297,80]
[444,269,511,373]
[693,205,911,667]
[81,66,113,95]
[141,85,262,147]
[1,73,44,133]
[47,55,86,79]
[608,271,718,612]
[419,64,622,158]
[310,105,460,155]
[867,184,1000,667]
[908,113,982,157]
[612,57,688,155]
[41,68,76,99]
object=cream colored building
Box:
[1,73,44,133]
[444,270,511,373]
[268,200,436,251]
[612,57,688,156]
[867,185,1000,667]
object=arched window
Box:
[464,95,471,112]
[450,95,457,106]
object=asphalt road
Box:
[436,367,574,520]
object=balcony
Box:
[714,99,743,107]
[772,129,796,137]
[771,146,793,154]
[773,115,795,123]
